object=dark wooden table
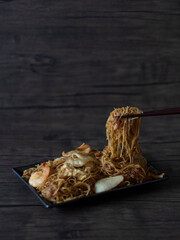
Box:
[0,1,180,239]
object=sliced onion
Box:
[95,175,124,193]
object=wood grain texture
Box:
[0,201,180,240]
[0,1,180,240]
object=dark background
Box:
[0,1,180,240]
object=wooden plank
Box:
[0,1,179,115]
[0,138,179,163]
[0,201,180,240]
[1,0,180,14]
[0,80,179,109]
[0,108,179,156]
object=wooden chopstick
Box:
[121,107,180,119]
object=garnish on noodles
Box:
[23,106,165,203]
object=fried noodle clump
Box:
[23,106,164,203]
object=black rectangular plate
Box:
[12,162,168,208]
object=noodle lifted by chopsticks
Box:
[23,106,164,203]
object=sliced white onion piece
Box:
[95,175,124,193]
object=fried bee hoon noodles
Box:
[23,106,164,203]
